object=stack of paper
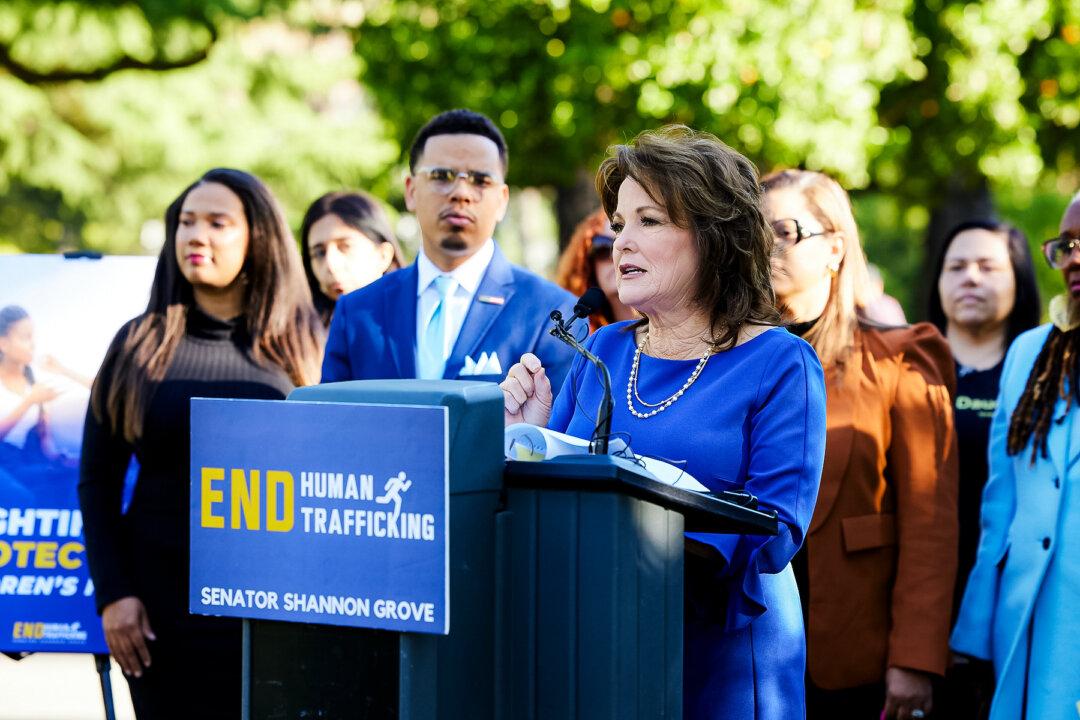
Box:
[503,424,709,493]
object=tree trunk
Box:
[555,168,601,252]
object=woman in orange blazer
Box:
[763,169,959,720]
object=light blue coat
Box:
[951,324,1080,720]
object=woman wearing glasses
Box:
[951,195,1080,720]
[555,209,637,331]
[763,169,958,720]
[300,190,406,326]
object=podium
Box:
[241,380,506,720]
[498,456,775,720]
[190,380,777,719]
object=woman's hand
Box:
[41,354,94,388]
[25,383,60,405]
[101,596,156,677]
[501,353,553,427]
[883,666,933,719]
[40,355,62,374]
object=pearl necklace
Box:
[626,331,713,419]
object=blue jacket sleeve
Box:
[548,343,591,433]
[687,339,827,631]
[546,325,596,433]
[321,297,352,383]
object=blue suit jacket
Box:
[321,245,577,391]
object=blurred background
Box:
[1,0,1079,317]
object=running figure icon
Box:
[376,471,412,522]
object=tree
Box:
[350,0,1079,305]
[2,0,1077,309]
[0,1,398,254]
[877,0,1080,297]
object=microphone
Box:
[573,287,605,321]
[550,286,605,336]
[549,289,614,454]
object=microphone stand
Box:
[549,311,613,455]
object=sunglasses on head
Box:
[589,235,614,261]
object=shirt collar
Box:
[416,238,495,296]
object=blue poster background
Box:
[0,255,154,653]
[189,398,449,634]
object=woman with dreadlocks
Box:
[951,195,1080,720]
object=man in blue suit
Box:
[322,109,576,390]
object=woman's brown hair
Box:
[760,169,873,367]
[555,208,615,332]
[595,125,780,351]
[91,168,325,442]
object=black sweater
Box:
[78,308,294,612]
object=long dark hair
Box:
[91,168,324,442]
[0,305,34,383]
[596,125,780,351]
[927,219,1041,351]
[299,191,404,326]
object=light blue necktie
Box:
[417,275,456,379]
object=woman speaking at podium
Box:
[79,169,323,718]
[502,126,827,720]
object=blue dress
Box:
[548,322,827,720]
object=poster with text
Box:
[0,255,155,653]
[190,398,450,634]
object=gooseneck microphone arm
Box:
[549,289,614,454]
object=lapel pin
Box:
[477,295,505,306]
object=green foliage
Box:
[353,0,923,188]
[352,0,1080,196]
[0,2,398,253]
[852,193,927,317]
[995,185,1074,307]
[353,0,1079,310]
[1,0,1078,317]
[856,185,1073,320]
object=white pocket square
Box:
[462,351,502,376]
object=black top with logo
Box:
[952,359,1003,609]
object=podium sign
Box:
[189,399,449,634]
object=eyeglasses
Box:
[414,166,503,193]
[770,218,830,249]
[588,235,614,261]
[1042,233,1080,269]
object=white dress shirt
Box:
[415,239,495,368]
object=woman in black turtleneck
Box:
[79,169,323,718]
